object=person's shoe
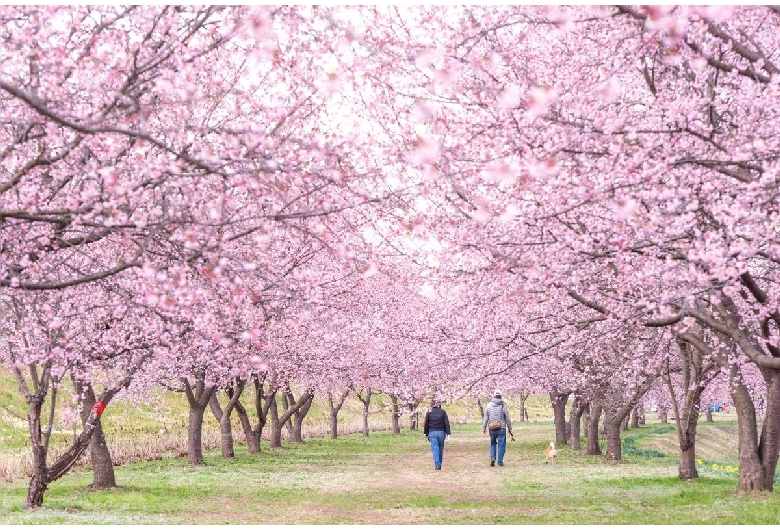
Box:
[498,462,504,467]
[490,459,495,467]
[435,466,441,470]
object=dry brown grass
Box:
[0,416,404,482]
[637,419,740,462]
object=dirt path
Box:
[191,425,563,524]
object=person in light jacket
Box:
[424,398,451,470]
[482,389,513,467]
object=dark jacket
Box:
[424,406,451,435]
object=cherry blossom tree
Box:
[5,4,780,507]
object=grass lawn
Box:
[2,421,779,524]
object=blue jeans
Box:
[428,430,446,468]
[490,428,507,464]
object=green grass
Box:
[2,422,780,524]
[4,370,770,524]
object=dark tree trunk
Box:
[389,394,401,435]
[209,380,246,459]
[290,390,314,443]
[282,392,295,439]
[76,382,116,488]
[362,397,370,437]
[569,397,587,451]
[631,407,640,429]
[187,403,208,465]
[586,404,602,456]
[234,372,275,454]
[658,408,668,424]
[705,408,714,422]
[329,409,339,439]
[621,415,630,432]
[732,373,765,491]
[679,443,698,480]
[408,399,421,430]
[664,337,718,481]
[182,372,217,466]
[605,414,623,461]
[328,389,351,439]
[357,389,373,438]
[209,393,231,458]
[550,389,570,445]
[758,372,780,491]
[26,473,47,509]
[27,388,125,506]
[704,288,780,492]
[475,396,484,420]
[19,359,140,509]
[235,399,261,453]
[519,389,530,422]
[268,385,313,449]
[674,400,701,480]
[26,387,49,509]
[268,398,283,448]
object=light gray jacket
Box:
[482,398,512,432]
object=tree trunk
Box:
[209,381,246,459]
[631,407,640,429]
[268,385,313,449]
[408,400,420,430]
[586,404,602,456]
[187,403,208,465]
[282,392,295,439]
[569,397,587,451]
[672,397,702,480]
[390,394,401,435]
[26,473,47,509]
[663,338,712,482]
[26,390,49,509]
[362,398,370,437]
[705,407,714,422]
[732,373,765,491]
[209,393,232,458]
[329,408,339,439]
[475,396,484,420]
[604,414,623,461]
[291,391,314,443]
[328,389,351,439]
[268,398,284,449]
[658,408,668,424]
[621,415,630,432]
[758,372,780,491]
[550,389,570,445]
[239,374,275,453]
[182,372,216,466]
[76,383,116,488]
[21,361,140,509]
[519,389,530,422]
[235,399,261,453]
[26,388,125,507]
[357,389,373,438]
[679,443,698,480]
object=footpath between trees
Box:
[2,422,779,524]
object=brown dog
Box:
[545,442,557,464]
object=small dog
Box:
[545,442,557,464]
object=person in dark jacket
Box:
[424,398,451,470]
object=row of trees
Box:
[1,5,778,507]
